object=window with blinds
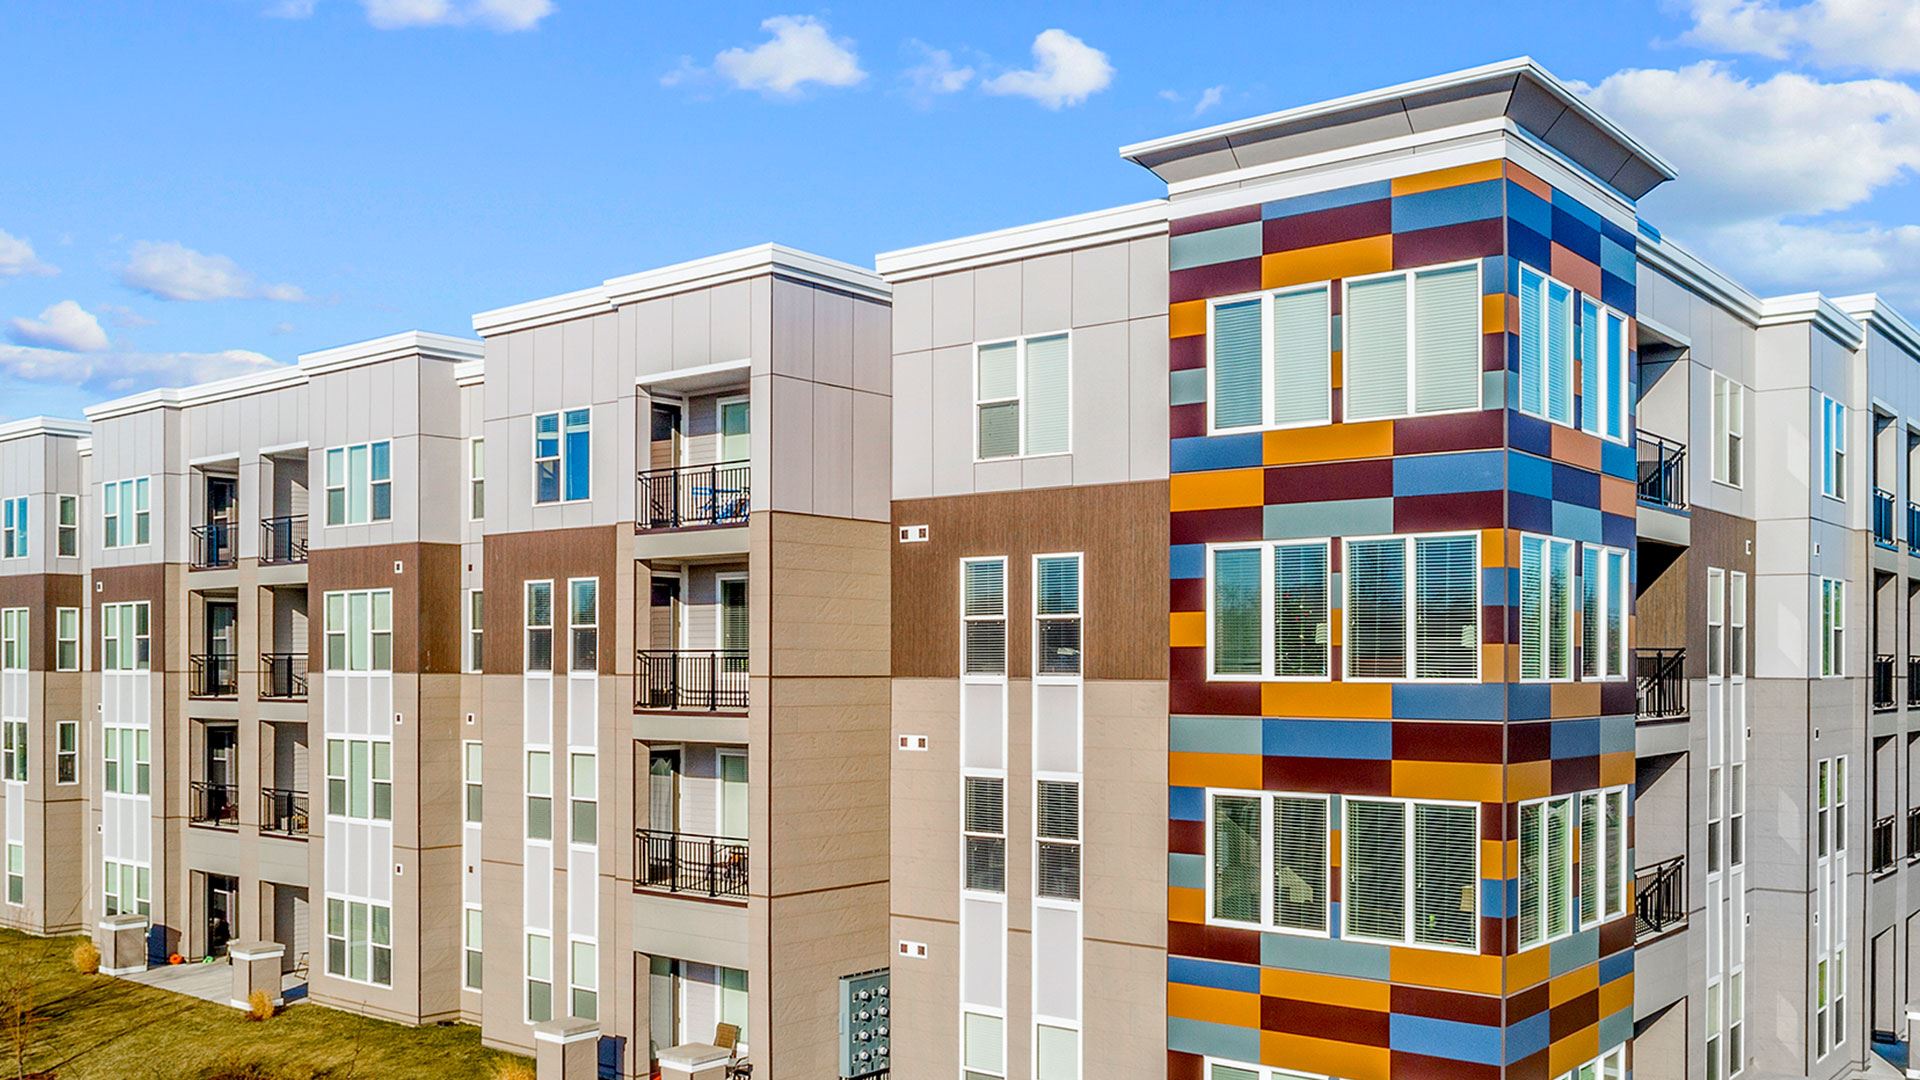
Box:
[1207,790,1328,934]
[1343,796,1477,949]
[1035,554,1082,677]
[1519,535,1574,681]
[1579,545,1629,680]
[963,775,1006,893]
[1036,779,1080,902]
[525,580,554,673]
[1411,802,1478,949]
[962,558,1008,676]
[1345,275,1410,421]
[1343,533,1480,682]
[1576,299,1631,444]
[1206,285,1332,433]
[1210,793,1262,924]
[1517,266,1580,428]
[1518,793,1574,948]
[1413,264,1481,414]
[1209,541,1330,680]
[976,334,1071,460]
[1342,263,1481,423]
[1820,577,1845,678]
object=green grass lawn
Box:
[0,929,531,1079]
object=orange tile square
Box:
[1551,425,1603,471]
[1263,681,1392,719]
[1168,886,1205,924]
[1391,948,1503,994]
[1261,1032,1391,1080]
[1262,968,1391,1011]
[1549,963,1599,1006]
[1262,236,1394,291]
[1392,159,1505,197]
[1506,161,1553,201]
[1393,760,1503,802]
[1508,943,1551,990]
[1170,467,1265,512]
[1168,983,1261,1027]
[1264,421,1394,465]
[1508,760,1552,802]
[1169,751,1262,790]
[1551,242,1604,298]
[1170,611,1205,649]
[1171,299,1207,338]
[1601,475,1637,518]
[1551,681,1601,718]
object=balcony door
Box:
[207,600,237,657]
[718,397,749,464]
[718,750,747,841]
[649,402,682,471]
[649,576,681,652]
[648,750,681,834]
[206,474,237,526]
[205,872,238,958]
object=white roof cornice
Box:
[0,416,89,443]
[1757,292,1864,349]
[299,330,483,375]
[876,199,1169,283]
[1833,294,1920,362]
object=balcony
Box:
[1636,648,1688,720]
[1875,814,1899,874]
[189,653,238,699]
[260,515,309,565]
[259,653,309,701]
[189,781,239,829]
[633,829,748,901]
[1910,658,1920,708]
[260,788,309,837]
[1876,654,1898,712]
[637,463,750,532]
[636,649,748,713]
[1634,855,1686,941]
[189,522,236,570]
[1874,488,1898,550]
[1636,432,1687,509]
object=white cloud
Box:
[905,41,974,98]
[982,28,1113,109]
[660,55,702,88]
[96,304,155,330]
[1582,61,1920,300]
[120,242,308,303]
[0,344,282,396]
[9,301,109,353]
[265,0,317,17]
[0,228,55,277]
[714,15,865,95]
[1192,84,1226,116]
[1682,0,1920,76]
[359,0,552,31]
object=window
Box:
[1036,779,1080,902]
[525,581,553,673]
[323,590,392,672]
[1034,554,1082,676]
[1517,265,1574,426]
[464,741,483,824]
[1342,797,1478,949]
[533,408,591,503]
[100,602,151,672]
[526,932,553,1022]
[56,495,76,557]
[323,442,391,526]
[1820,578,1844,678]
[1344,262,1482,422]
[1578,299,1629,443]
[465,590,484,673]
[1209,541,1330,680]
[976,333,1070,460]
[1579,546,1629,680]
[962,558,1007,677]
[1730,763,1746,870]
[1821,395,1846,499]
[468,438,485,520]
[325,738,392,821]
[1551,1045,1627,1080]
[1708,568,1726,679]
[568,578,597,673]
[570,939,597,1021]
[1344,533,1480,681]
[102,726,149,795]
[1208,284,1331,433]
[1708,765,1724,875]
[463,908,483,991]
[569,752,596,845]
[1035,1024,1079,1080]
[1577,788,1630,929]
[1206,1058,1355,1080]
[526,749,553,842]
[1206,790,1329,934]
[962,1010,1005,1080]
[1,720,23,782]
[1729,571,1748,678]
[964,775,1006,893]
[4,844,20,906]
[0,609,22,671]
[1,496,24,558]
[1519,535,1575,681]
[54,607,78,671]
[718,397,751,463]
[102,859,149,916]
[102,477,151,548]
[1712,373,1744,487]
[56,721,78,785]
[1518,795,1574,948]
[325,897,392,986]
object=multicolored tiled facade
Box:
[1164,158,1644,1080]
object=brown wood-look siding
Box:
[91,564,168,671]
[892,480,1169,681]
[309,542,463,675]
[0,573,84,670]
[481,525,621,676]
[1686,505,1755,678]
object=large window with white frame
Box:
[975,333,1070,460]
[1034,554,1082,677]
[56,494,77,557]
[4,843,20,906]
[962,1009,1005,1080]
[1821,394,1846,500]
[1035,778,1080,903]
[533,408,591,504]
[1729,569,1748,679]
[1,718,24,783]
[1819,577,1844,678]
[325,737,392,822]
[55,721,78,785]
[1517,265,1574,426]
[468,437,485,520]
[1208,283,1331,433]
[1576,787,1629,930]
[464,590,484,673]
[0,609,22,672]
[326,897,392,986]
[1519,534,1575,681]
[1578,296,1630,444]
[569,938,597,1021]
[567,578,597,673]
[1552,1045,1627,1080]
[1341,796,1478,950]
[962,558,1007,676]
[1343,261,1482,423]
[963,774,1006,894]
[526,931,553,1022]
[102,723,149,795]
[100,601,150,671]
[1712,372,1743,487]
[525,581,553,673]
[102,859,149,916]
[1205,789,1329,934]
[526,749,553,842]
[323,442,391,526]
[102,478,150,548]
[569,752,596,845]
[1,497,24,559]
[1343,532,1480,682]
[55,607,79,671]
[1208,541,1330,680]
[1518,794,1573,948]
[323,590,392,673]
[463,907,483,992]
[1579,545,1629,680]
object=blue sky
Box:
[3,0,1918,420]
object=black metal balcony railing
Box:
[1874,814,1899,873]
[1910,503,1920,556]
[1907,806,1920,860]
[1875,654,1898,711]
[1634,855,1686,940]
[636,649,748,712]
[1874,488,1898,549]
[189,653,238,699]
[259,653,309,701]
[260,515,309,565]
[189,781,239,828]
[260,788,309,837]
[1636,432,1687,510]
[190,521,236,570]
[1636,647,1688,719]
[637,462,750,531]
[633,829,748,900]
[1909,658,1920,708]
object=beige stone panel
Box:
[755,512,890,679]
[1081,680,1169,950]
[889,914,960,1077]
[757,880,889,1079]
[1082,938,1168,1077]
[761,676,889,897]
[890,678,960,921]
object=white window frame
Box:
[54,607,79,672]
[568,750,597,848]
[1577,297,1631,445]
[1339,794,1481,952]
[715,394,751,463]
[525,580,554,675]
[99,601,151,673]
[1820,577,1845,678]
[462,905,483,992]
[56,494,77,558]
[464,589,484,674]
[1713,372,1744,488]
[1729,569,1748,680]
[1580,544,1630,681]
[324,895,393,987]
[532,407,592,505]
[1519,534,1576,683]
[3,842,21,906]
[468,437,485,521]
[568,936,598,1021]
[1821,394,1846,501]
[961,556,1009,679]
[567,577,597,675]
[1341,531,1483,683]
[1203,1058,1337,1080]
[55,720,78,786]
[972,331,1073,462]
[1,719,24,783]
[1205,540,1332,683]
[324,736,393,823]
[1032,552,1084,681]
[1341,260,1485,424]
[0,608,23,672]
[961,1007,1007,1080]
[525,930,554,1023]
[525,748,554,844]
[322,589,393,674]
[101,477,151,549]
[1517,793,1576,949]
[1202,787,1331,938]
[1205,282,1334,435]
[322,442,392,526]
[1516,264,1575,427]
[1,496,24,559]
[1575,786,1631,931]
